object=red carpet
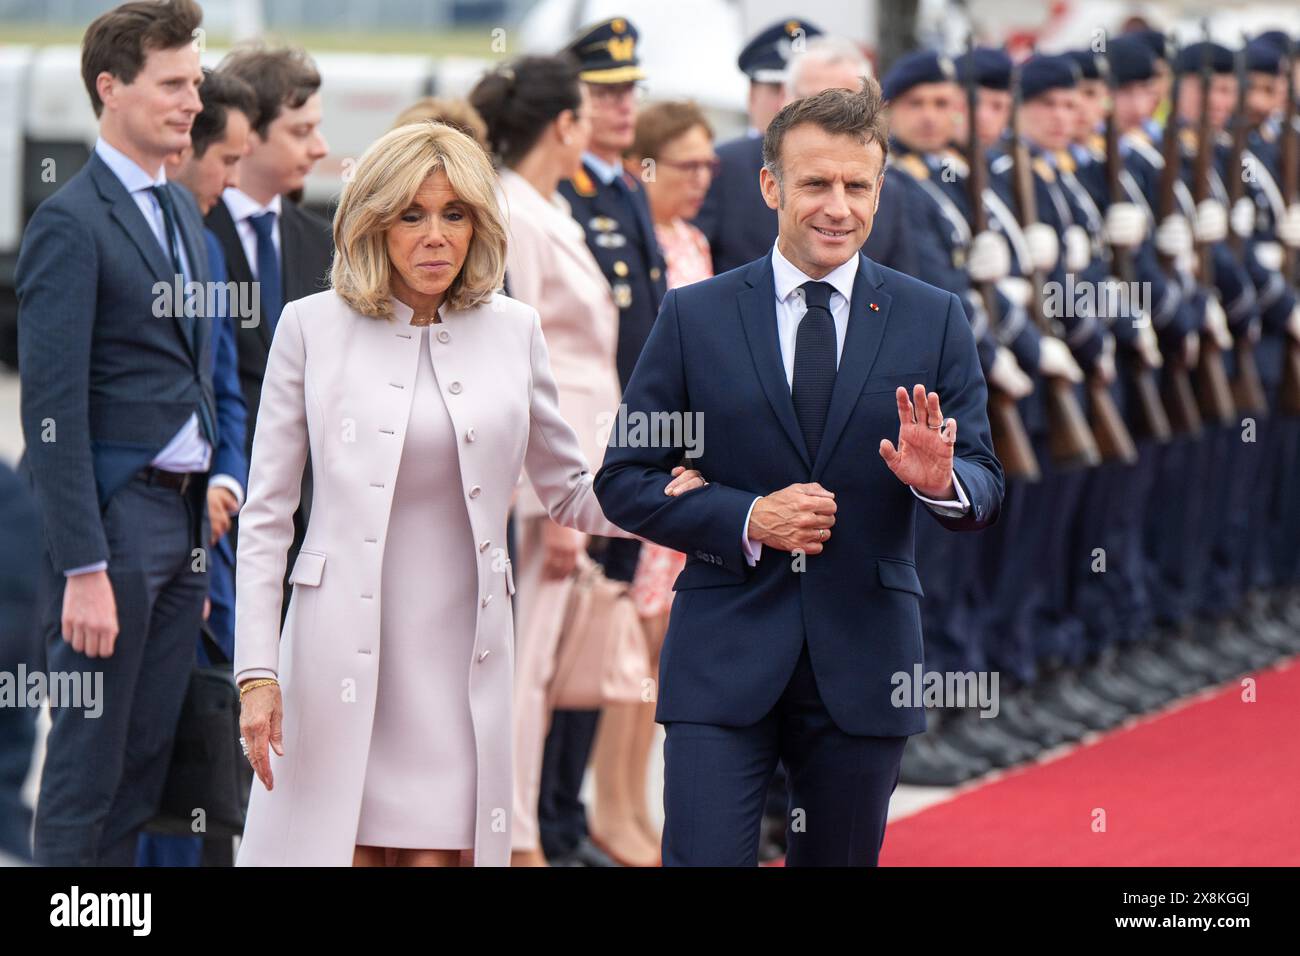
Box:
[880,657,1300,866]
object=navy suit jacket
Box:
[594,251,1003,736]
[16,152,214,571]
[205,229,248,493]
[693,134,778,276]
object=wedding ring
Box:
[819,529,827,541]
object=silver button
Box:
[449,381,462,395]
[437,329,451,343]
[466,427,477,443]
[481,595,492,608]
[478,649,491,662]
[469,485,481,499]
[479,540,490,552]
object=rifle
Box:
[1224,36,1268,414]
[1008,61,1101,469]
[1280,37,1300,414]
[1102,47,1171,444]
[965,35,1041,481]
[1155,38,1204,435]
[1190,29,1238,425]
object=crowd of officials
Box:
[1,0,1298,866]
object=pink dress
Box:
[629,218,714,618]
[354,318,478,849]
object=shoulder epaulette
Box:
[1054,150,1076,175]
[1032,156,1055,182]
[896,153,929,181]
[569,167,596,197]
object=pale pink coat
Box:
[233,289,622,867]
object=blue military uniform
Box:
[693,18,823,275]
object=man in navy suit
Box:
[137,67,254,867]
[16,0,215,865]
[595,84,1004,866]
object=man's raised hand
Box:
[879,384,956,499]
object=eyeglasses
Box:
[588,82,648,104]
[659,157,721,178]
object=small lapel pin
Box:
[869,302,880,311]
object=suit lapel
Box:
[811,253,892,479]
[737,256,812,470]
[167,184,205,365]
[91,158,198,366]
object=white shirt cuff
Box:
[235,668,278,685]
[741,496,763,566]
[208,473,245,509]
[65,561,108,577]
[911,470,970,518]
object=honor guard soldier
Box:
[694,17,823,274]
[559,17,668,388]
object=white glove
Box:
[1064,225,1091,272]
[1288,304,1300,343]
[989,345,1034,399]
[998,275,1032,308]
[1184,330,1200,368]
[1105,202,1146,248]
[1156,214,1193,259]
[1203,295,1233,351]
[1193,199,1227,243]
[968,230,1012,283]
[1039,335,1085,383]
[1094,335,1117,384]
[1254,241,1284,272]
[1279,203,1300,248]
[1136,321,1163,368]
[1024,222,1060,272]
[1230,197,1256,239]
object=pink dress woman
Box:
[628,218,714,618]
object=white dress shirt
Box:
[740,244,970,565]
[221,187,283,281]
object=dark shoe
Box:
[1162,631,1235,682]
[1079,664,1171,713]
[1198,617,1273,672]
[941,713,1039,768]
[998,695,1088,747]
[898,731,988,786]
[1121,643,1206,696]
[549,836,620,867]
[1035,672,1127,731]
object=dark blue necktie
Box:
[791,280,837,461]
[250,211,282,333]
[152,186,216,448]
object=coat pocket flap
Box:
[289,549,327,587]
[672,559,745,591]
[877,557,923,596]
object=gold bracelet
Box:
[239,678,279,698]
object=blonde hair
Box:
[331,121,507,317]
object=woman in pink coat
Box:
[233,121,700,867]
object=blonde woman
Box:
[233,121,701,867]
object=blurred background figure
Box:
[391,96,490,150]
[694,18,823,275]
[470,53,624,867]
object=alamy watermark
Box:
[0,666,104,718]
[597,403,704,457]
[891,665,1001,717]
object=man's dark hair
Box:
[190,68,257,157]
[762,79,890,190]
[469,55,583,168]
[80,0,203,118]
[217,45,322,136]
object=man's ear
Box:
[96,71,117,112]
[759,165,781,211]
[873,171,884,215]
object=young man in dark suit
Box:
[17,0,216,865]
[596,85,1004,866]
[204,46,332,616]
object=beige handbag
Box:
[548,553,649,709]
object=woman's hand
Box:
[240,682,284,791]
[663,465,706,496]
[542,521,587,580]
